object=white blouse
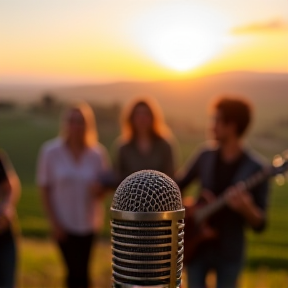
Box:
[37,138,109,234]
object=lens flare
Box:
[130,2,228,72]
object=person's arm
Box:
[1,171,21,217]
[226,180,269,231]
[90,145,114,199]
[37,146,66,241]
[114,143,128,184]
[39,185,66,241]
[175,151,202,193]
[0,155,21,226]
[162,140,175,179]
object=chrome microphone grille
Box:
[111,170,185,287]
[112,170,182,212]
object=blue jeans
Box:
[0,228,16,288]
[186,256,243,288]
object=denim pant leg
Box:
[215,261,243,288]
[186,260,210,288]
[0,228,16,288]
[186,254,243,288]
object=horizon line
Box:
[0,70,287,89]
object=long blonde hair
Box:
[61,101,98,147]
[120,96,171,142]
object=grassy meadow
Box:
[0,104,287,288]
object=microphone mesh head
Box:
[111,170,184,287]
[112,170,182,212]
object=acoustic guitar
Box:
[183,152,288,265]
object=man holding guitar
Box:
[177,96,269,288]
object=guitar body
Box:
[183,202,201,265]
[183,196,217,265]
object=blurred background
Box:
[0,0,288,287]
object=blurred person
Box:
[177,96,269,288]
[37,101,110,288]
[114,96,175,182]
[0,151,21,288]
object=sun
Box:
[130,2,228,72]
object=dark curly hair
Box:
[213,96,252,137]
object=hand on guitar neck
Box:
[225,186,265,229]
[183,150,288,265]
[183,187,265,265]
[225,186,254,213]
[183,186,265,265]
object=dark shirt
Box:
[209,150,244,230]
[115,136,175,182]
[177,145,269,262]
[213,150,244,196]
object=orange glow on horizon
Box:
[0,1,288,85]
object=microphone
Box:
[110,170,185,288]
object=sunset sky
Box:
[1,0,288,85]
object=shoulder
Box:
[181,142,219,169]
[114,138,133,154]
[88,143,110,160]
[156,137,173,150]
[243,148,268,169]
[39,137,63,156]
[194,141,219,159]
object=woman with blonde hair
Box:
[37,101,109,288]
[114,96,175,182]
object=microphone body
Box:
[110,170,185,288]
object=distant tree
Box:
[0,100,17,111]
[41,93,56,112]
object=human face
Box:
[65,109,86,142]
[210,110,235,143]
[131,104,153,136]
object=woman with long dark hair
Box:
[114,96,175,182]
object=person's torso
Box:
[46,140,105,234]
[194,148,258,261]
[120,138,169,178]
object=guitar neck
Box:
[194,166,272,225]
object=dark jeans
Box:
[186,255,243,288]
[58,232,95,288]
[0,227,16,288]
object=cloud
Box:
[232,19,288,34]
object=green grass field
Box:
[0,108,287,287]
[17,238,288,288]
